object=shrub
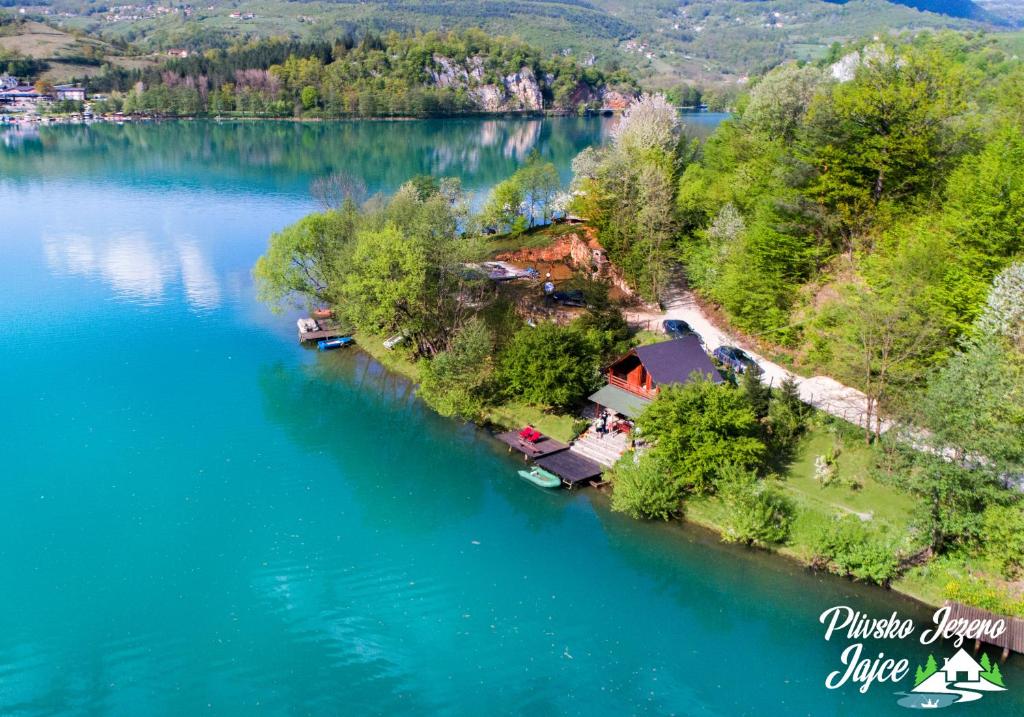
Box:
[812,515,903,585]
[980,503,1024,578]
[718,465,795,546]
[945,576,1024,618]
[418,318,493,419]
[608,453,681,521]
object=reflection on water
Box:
[177,240,222,310]
[0,118,613,196]
[43,232,221,310]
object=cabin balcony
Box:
[607,374,657,398]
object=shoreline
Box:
[346,331,943,614]
[0,107,627,128]
[2,106,739,129]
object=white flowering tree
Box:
[976,262,1024,348]
[611,92,682,155]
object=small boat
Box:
[312,308,333,319]
[517,467,561,489]
[383,334,406,350]
[317,336,354,351]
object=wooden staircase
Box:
[569,429,630,468]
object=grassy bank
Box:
[682,415,963,610]
[353,331,577,443]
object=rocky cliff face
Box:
[427,54,634,113]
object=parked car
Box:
[713,345,763,375]
[550,290,586,307]
[663,319,701,344]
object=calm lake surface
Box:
[1,117,1021,716]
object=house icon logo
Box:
[897,648,1007,709]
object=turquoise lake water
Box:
[1,117,1022,716]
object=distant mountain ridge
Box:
[3,0,1019,87]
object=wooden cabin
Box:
[589,336,723,419]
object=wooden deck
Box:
[495,431,569,460]
[945,601,1024,658]
[495,430,603,488]
[536,450,603,487]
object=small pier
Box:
[297,317,349,344]
[495,430,604,488]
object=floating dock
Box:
[297,317,349,344]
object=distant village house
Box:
[54,85,87,103]
[0,79,87,112]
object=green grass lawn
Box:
[633,329,663,346]
[778,419,917,528]
[353,331,422,382]
[483,401,578,443]
[779,421,918,563]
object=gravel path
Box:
[625,277,893,434]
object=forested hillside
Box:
[867,0,996,21]
[572,32,1023,429]
[85,30,637,117]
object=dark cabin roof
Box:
[632,336,723,386]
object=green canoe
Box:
[517,467,562,489]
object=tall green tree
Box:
[517,152,561,226]
[608,452,682,521]
[569,93,683,301]
[813,275,943,441]
[497,322,600,407]
[803,44,975,248]
[253,204,359,309]
[635,379,766,493]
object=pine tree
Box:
[986,661,1005,687]
[915,665,926,686]
[742,367,771,420]
[924,654,938,680]
[980,653,992,672]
